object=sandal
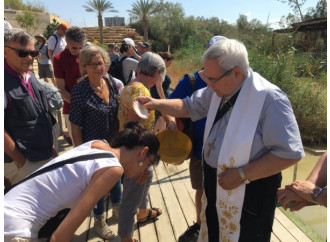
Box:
[137,207,162,223]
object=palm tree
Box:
[128,0,160,41]
[83,0,118,44]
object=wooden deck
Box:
[69,157,312,242]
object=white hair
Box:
[202,39,249,75]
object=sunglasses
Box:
[5,46,39,58]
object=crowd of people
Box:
[4,20,326,242]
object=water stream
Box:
[281,150,327,240]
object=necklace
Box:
[90,80,104,94]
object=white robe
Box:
[198,68,277,241]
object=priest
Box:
[136,38,305,242]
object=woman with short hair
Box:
[118,52,176,242]
[69,45,123,239]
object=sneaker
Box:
[178,222,200,242]
[93,216,115,240]
[112,205,120,219]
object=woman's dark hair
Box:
[158,51,173,61]
[111,122,160,165]
[119,44,129,54]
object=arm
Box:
[137,96,190,118]
[218,152,300,190]
[56,78,71,103]
[48,49,55,62]
[50,166,123,241]
[128,46,141,61]
[4,130,26,168]
[306,151,327,187]
[71,123,83,147]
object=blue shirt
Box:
[183,69,304,168]
[168,71,207,159]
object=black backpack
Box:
[108,56,132,85]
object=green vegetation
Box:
[157,0,327,145]
[5,0,45,12]
[15,11,40,33]
[43,18,60,39]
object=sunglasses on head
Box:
[5,46,39,58]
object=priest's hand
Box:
[218,168,242,190]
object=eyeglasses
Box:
[5,46,39,58]
[202,68,234,84]
[87,62,105,69]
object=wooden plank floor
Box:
[69,158,312,242]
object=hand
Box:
[135,96,157,110]
[290,180,317,203]
[167,120,177,132]
[217,168,242,190]
[135,169,148,184]
[277,186,307,211]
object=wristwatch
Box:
[311,187,324,203]
[238,167,250,184]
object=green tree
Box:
[4,0,25,10]
[82,0,118,44]
[278,0,307,21]
[43,18,60,39]
[15,11,41,34]
[5,0,45,11]
[128,0,161,41]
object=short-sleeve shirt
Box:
[69,76,119,143]
[121,56,138,84]
[183,69,304,168]
[118,82,155,131]
[168,71,207,159]
[4,141,121,239]
[53,48,81,114]
[35,43,51,65]
[47,33,66,57]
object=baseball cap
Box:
[108,43,116,48]
[58,23,69,30]
[122,38,135,47]
[142,42,151,48]
[137,42,143,46]
[204,36,228,47]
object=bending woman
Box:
[4,122,160,242]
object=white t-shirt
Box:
[121,56,138,84]
[47,32,67,57]
[4,141,121,239]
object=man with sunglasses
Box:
[137,38,304,242]
[4,28,55,187]
[53,26,86,145]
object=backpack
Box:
[48,34,59,58]
[108,56,132,85]
[37,79,63,112]
[176,73,197,140]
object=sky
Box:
[36,0,320,29]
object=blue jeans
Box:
[93,179,122,216]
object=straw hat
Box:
[34,34,47,43]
